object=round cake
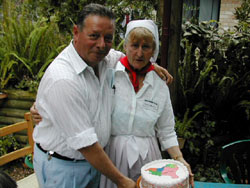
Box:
[140,159,189,188]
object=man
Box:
[33,4,136,188]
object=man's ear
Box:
[73,25,79,42]
[123,43,127,53]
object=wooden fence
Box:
[0,112,34,166]
[0,90,36,165]
[0,90,36,143]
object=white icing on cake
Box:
[140,159,189,188]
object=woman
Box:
[30,20,194,187]
[100,20,194,188]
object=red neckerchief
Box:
[120,56,154,92]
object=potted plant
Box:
[24,154,34,169]
[175,108,202,149]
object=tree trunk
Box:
[158,0,183,112]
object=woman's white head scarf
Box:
[125,20,159,63]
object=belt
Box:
[36,143,84,162]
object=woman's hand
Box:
[167,146,194,187]
[153,63,173,85]
[176,157,194,188]
[30,102,42,124]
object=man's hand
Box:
[79,143,136,188]
[30,102,42,124]
[153,63,173,85]
[117,177,136,188]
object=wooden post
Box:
[167,0,183,112]
[159,0,183,111]
[160,0,171,68]
[25,112,34,154]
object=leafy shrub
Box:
[234,0,250,33]
[0,135,20,156]
[194,163,224,182]
[0,0,70,91]
[178,20,250,178]
[175,108,201,139]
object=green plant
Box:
[15,76,39,92]
[0,0,69,90]
[194,163,224,182]
[0,58,17,90]
[175,108,202,139]
[178,20,249,177]
[0,135,20,156]
[179,20,249,137]
[234,0,250,33]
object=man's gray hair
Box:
[76,3,115,29]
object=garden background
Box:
[0,0,249,182]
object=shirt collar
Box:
[68,40,110,75]
[67,40,89,75]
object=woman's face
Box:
[125,37,154,70]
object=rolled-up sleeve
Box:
[66,127,98,150]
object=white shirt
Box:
[111,61,178,166]
[33,41,123,159]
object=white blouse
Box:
[111,61,179,167]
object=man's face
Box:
[73,15,115,67]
